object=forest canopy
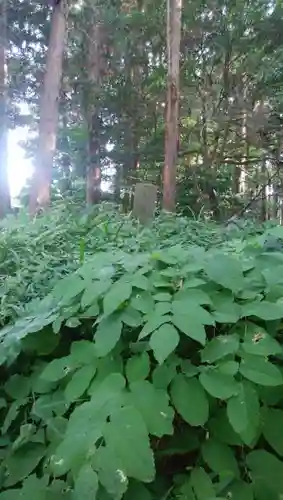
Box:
[2,0,283,218]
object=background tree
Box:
[163,0,182,212]
[0,0,10,217]
[4,0,283,221]
[29,0,68,213]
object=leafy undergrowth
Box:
[0,200,251,325]
[1,205,283,499]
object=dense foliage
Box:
[3,0,283,494]
[4,0,283,216]
[1,205,283,498]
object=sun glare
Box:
[8,128,33,201]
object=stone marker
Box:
[132,183,157,224]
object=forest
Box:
[2,0,283,498]
[2,0,283,216]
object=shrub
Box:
[1,228,283,499]
[0,200,239,325]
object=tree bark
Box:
[162,0,182,212]
[86,8,106,205]
[0,0,10,217]
[29,0,68,214]
[260,155,267,221]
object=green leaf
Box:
[74,465,98,499]
[103,406,155,482]
[51,434,91,477]
[0,311,58,364]
[180,359,199,377]
[199,370,239,399]
[2,476,48,500]
[155,302,172,315]
[149,323,180,364]
[4,444,45,487]
[46,416,67,445]
[131,292,155,315]
[239,354,283,386]
[129,380,174,437]
[212,301,241,323]
[174,288,212,305]
[22,475,47,499]
[121,306,143,327]
[94,446,128,499]
[201,439,239,478]
[138,313,171,340]
[47,479,72,498]
[124,482,152,500]
[201,334,239,363]
[0,490,21,499]
[208,410,243,446]
[52,274,85,305]
[64,365,97,402]
[94,316,123,357]
[4,375,31,399]
[70,374,125,434]
[205,254,244,292]
[12,424,36,452]
[103,280,132,316]
[247,449,283,495]
[242,329,282,356]
[154,293,172,302]
[221,480,254,500]
[89,360,124,393]
[227,381,260,435]
[257,385,283,406]
[50,376,125,476]
[52,316,63,334]
[170,374,209,426]
[80,302,99,318]
[40,357,77,382]
[262,263,283,286]
[171,314,206,345]
[172,301,214,326]
[22,328,59,355]
[132,274,150,290]
[217,360,239,376]
[183,278,206,288]
[70,340,97,365]
[126,353,150,383]
[263,408,283,456]
[176,479,195,500]
[81,279,112,309]
[241,301,283,321]
[190,467,215,499]
[151,250,177,265]
[152,361,177,389]
[32,391,69,421]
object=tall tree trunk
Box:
[270,139,282,219]
[199,85,220,219]
[86,112,101,205]
[124,75,141,203]
[260,155,267,221]
[0,0,10,217]
[86,7,106,205]
[162,0,182,212]
[239,111,248,194]
[29,0,68,214]
[239,81,249,195]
